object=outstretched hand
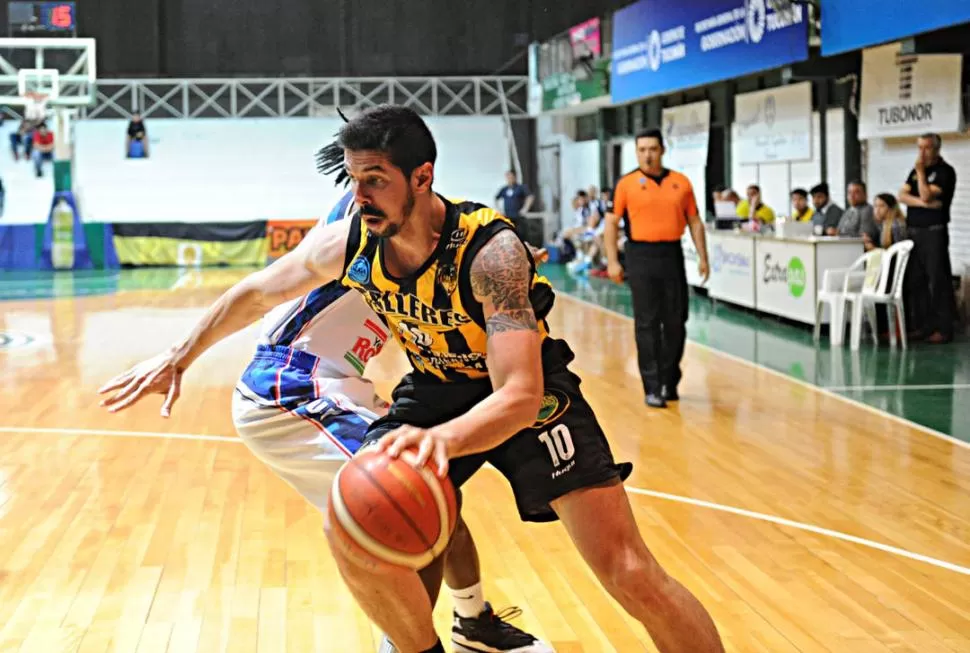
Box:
[98,351,184,417]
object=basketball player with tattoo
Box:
[103,104,724,653]
[98,190,554,653]
[320,106,724,653]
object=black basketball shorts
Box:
[361,339,633,523]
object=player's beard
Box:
[375,188,415,240]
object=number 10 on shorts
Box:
[537,424,575,468]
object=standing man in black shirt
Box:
[494,170,534,238]
[898,133,957,344]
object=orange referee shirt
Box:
[612,169,698,242]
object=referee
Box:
[604,128,709,408]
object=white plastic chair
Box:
[845,240,915,350]
[814,250,876,346]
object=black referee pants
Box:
[625,241,689,397]
[909,225,956,339]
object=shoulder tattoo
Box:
[469,230,538,337]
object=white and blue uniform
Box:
[231,192,389,511]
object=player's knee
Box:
[606,545,672,610]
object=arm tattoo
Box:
[469,230,538,336]
[485,309,537,336]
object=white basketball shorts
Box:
[232,345,387,512]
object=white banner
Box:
[734,82,813,164]
[682,232,704,287]
[755,239,816,323]
[662,101,711,169]
[708,233,756,308]
[663,100,709,217]
[859,42,964,139]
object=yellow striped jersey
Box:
[340,197,555,382]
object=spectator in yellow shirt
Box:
[790,188,814,221]
[736,184,776,224]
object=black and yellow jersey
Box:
[340,196,555,382]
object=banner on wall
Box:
[541,60,611,112]
[662,101,711,168]
[733,82,812,164]
[267,220,318,260]
[539,17,610,113]
[821,0,970,56]
[112,221,268,267]
[859,43,964,139]
[569,18,602,59]
[662,101,710,216]
[611,0,809,104]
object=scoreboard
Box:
[8,2,77,37]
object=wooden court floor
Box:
[0,269,968,652]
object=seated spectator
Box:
[810,183,843,235]
[562,191,603,274]
[866,193,921,338]
[736,184,775,224]
[838,180,876,237]
[10,93,48,162]
[31,123,55,178]
[713,184,741,206]
[864,193,907,252]
[562,190,595,242]
[591,187,610,221]
[712,184,727,205]
[126,112,150,158]
[712,186,741,228]
[790,188,814,221]
[587,184,599,207]
[10,118,34,162]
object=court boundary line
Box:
[4,424,968,576]
[555,292,970,451]
[624,486,970,577]
[824,383,970,392]
[0,426,240,443]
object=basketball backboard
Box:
[0,37,95,107]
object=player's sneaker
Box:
[452,603,555,652]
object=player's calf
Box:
[552,479,725,653]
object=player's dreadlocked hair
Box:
[316,104,437,187]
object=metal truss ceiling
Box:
[73,77,529,120]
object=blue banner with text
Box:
[820,0,970,56]
[611,0,809,104]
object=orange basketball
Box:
[329,449,458,570]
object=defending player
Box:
[98,191,554,653]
